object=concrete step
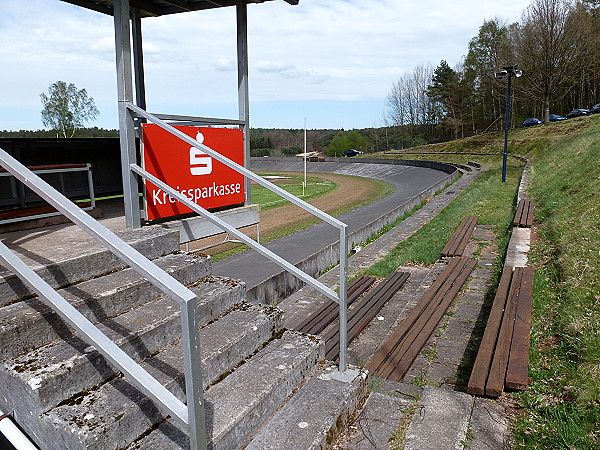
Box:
[30,304,286,450]
[245,366,368,450]
[335,379,417,449]
[125,331,324,450]
[0,227,181,307]
[0,252,210,361]
[404,386,475,450]
[0,276,246,416]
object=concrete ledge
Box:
[159,204,260,244]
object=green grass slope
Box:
[374,115,599,449]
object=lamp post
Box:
[495,64,522,183]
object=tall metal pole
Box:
[502,72,513,183]
[303,117,307,195]
[237,1,251,205]
[113,0,141,228]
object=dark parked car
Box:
[549,114,567,122]
[590,104,600,114]
[523,118,542,127]
[343,149,362,157]
[567,109,590,118]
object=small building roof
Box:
[61,0,298,18]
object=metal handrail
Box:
[127,103,349,370]
[0,148,207,450]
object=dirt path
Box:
[185,172,384,254]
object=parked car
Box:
[549,114,567,122]
[567,108,590,118]
[590,104,600,114]
[343,149,362,157]
[523,118,542,127]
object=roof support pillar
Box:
[132,8,147,113]
[114,0,141,228]
[237,0,251,205]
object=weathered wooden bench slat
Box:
[467,266,513,395]
[293,275,375,335]
[485,267,523,397]
[441,216,479,257]
[505,266,534,390]
[514,199,534,228]
[376,259,469,379]
[387,258,477,381]
[368,257,476,382]
[525,200,535,227]
[325,271,410,360]
[367,257,463,373]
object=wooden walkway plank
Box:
[467,266,514,395]
[485,267,523,397]
[505,266,534,390]
[367,258,463,374]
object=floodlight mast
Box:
[496,64,522,183]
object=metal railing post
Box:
[181,298,207,450]
[86,163,96,209]
[338,225,349,372]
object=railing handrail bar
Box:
[145,112,245,126]
[0,148,196,305]
[127,103,346,230]
[0,240,189,426]
[131,164,340,303]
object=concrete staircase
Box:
[0,227,366,449]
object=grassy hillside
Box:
[373,114,600,449]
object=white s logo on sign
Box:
[190,132,212,175]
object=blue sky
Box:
[0,0,528,131]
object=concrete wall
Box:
[0,138,123,207]
[247,159,459,303]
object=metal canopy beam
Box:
[60,0,297,17]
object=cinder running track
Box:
[212,158,453,301]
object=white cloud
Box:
[213,58,236,72]
[0,0,529,130]
[255,61,295,74]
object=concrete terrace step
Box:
[0,276,246,416]
[404,386,474,450]
[126,331,324,450]
[245,366,368,450]
[0,227,180,306]
[32,305,285,450]
[0,252,210,361]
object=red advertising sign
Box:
[141,124,245,221]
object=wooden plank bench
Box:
[467,266,534,397]
[323,271,410,361]
[441,216,479,257]
[293,275,376,335]
[513,199,534,228]
[368,257,477,382]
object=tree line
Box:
[386,0,600,142]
